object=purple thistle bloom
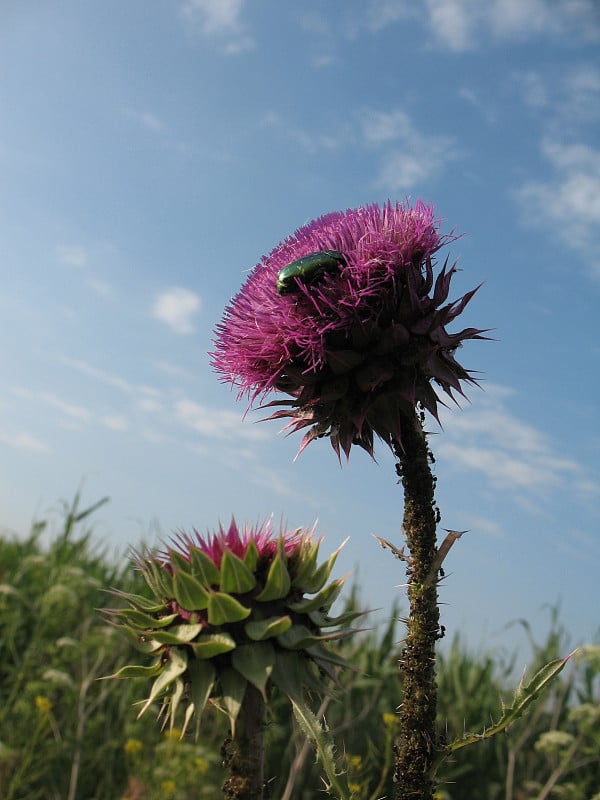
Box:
[212,200,486,459]
[167,517,310,570]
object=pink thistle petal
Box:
[212,200,485,458]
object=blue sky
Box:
[1,0,599,656]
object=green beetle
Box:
[276,250,346,295]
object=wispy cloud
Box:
[152,287,201,335]
[0,430,50,453]
[123,108,167,133]
[436,386,585,498]
[60,356,135,394]
[368,0,600,51]
[101,415,129,431]
[261,112,348,155]
[41,392,92,425]
[175,399,268,442]
[55,244,87,268]
[515,138,600,278]
[360,108,458,190]
[366,0,417,31]
[180,0,254,54]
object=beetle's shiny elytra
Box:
[276,250,346,295]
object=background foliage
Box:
[0,497,598,799]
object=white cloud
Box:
[102,415,129,431]
[60,356,135,394]
[56,244,87,268]
[180,0,254,53]
[41,392,92,424]
[425,0,477,51]
[368,0,600,51]
[360,108,458,190]
[86,278,111,296]
[175,399,268,442]
[436,386,581,494]
[368,0,416,31]
[261,112,348,155]
[516,138,600,278]
[123,108,166,132]
[152,287,201,335]
[0,430,50,453]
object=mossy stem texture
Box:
[393,414,440,800]
[222,685,265,800]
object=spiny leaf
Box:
[191,632,236,659]
[190,547,220,586]
[291,541,320,588]
[308,607,370,629]
[106,662,162,679]
[232,642,275,700]
[301,538,348,594]
[245,615,292,641]
[220,550,256,594]
[243,539,259,572]
[219,668,247,736]
[151,623,204,645]
[271,651,321,702]
[256,540,291,601]
[117,608,178,629]
[138,648,188,718]
[288,577,345,614]
[434,651,576,775]
[173,571,210,611]
[291,701,352,800]
[106,589,166,613]
[184,659,216,740]
[208,592,251,625]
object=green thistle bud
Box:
[105,519,363,738]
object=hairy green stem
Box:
[393,413,440,800]
[222,685,265,800]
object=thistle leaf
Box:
[271,650,319,702]
[191,632,236,659]
[220,667,247,736]
[256,540,291,601]
[232,642,275,700]
[434,651,576,775]
[117,608,178,629]
[107,662,162,679]
[243,539,259,572]
[151,623,204,645]
[173,571,210,611]
[185,659,216,740]
[107,589,166,613]
[291,701,352,800]
[301,538,348,594]
[138,648,188,718]
[277,624,318,650]
[288,577,345,614]
[208,592,251,625]
[190,547,220,586]
[291,542,320,588]
[245,615,292,641]
[220,550,257,594]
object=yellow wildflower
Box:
[35,696,52,715]
[194,757,209,774]
[123,738,143,755]
[160,780,176,796]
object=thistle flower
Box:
[212,200,486,459]
[106,519,359,737]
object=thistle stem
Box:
[222,685,265,800]
[392,413,440,800]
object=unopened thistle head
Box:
[106,519,360,737]
[212,200,486,459]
